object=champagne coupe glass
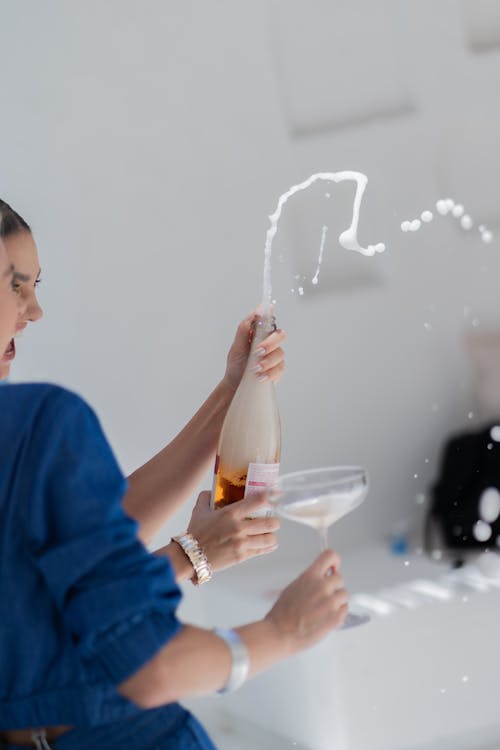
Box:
[270,466,370,630]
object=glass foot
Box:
[340,610,371,630]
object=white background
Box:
[2,0,500,556]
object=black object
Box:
[428,423,500,550]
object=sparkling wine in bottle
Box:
[211,315,281,510]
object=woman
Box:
[0,198,283,578]
[0,239,348,749]
[0,203,42,382]
[0,235,29,358]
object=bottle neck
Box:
[251,313,276,352]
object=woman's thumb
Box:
[195,490,212,512]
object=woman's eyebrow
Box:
[12,270,31,283]
[2,264,31,283]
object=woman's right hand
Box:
[186,491,280,573]
[265,550,348,652]
[123,548,348,707]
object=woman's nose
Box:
[17,295,29,319]
[28,296,43,322]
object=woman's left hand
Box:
[223,310,286,390]
[186,491,280,572]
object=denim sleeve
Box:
[24,388,183,684]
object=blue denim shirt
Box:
[0,383,185,731]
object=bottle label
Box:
[244,462,280,497]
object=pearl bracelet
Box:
[213,628,250,694]
[172,532,212,585]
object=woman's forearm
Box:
[118,550,347,709]
[123,379,236,544]
[118,621,291,708]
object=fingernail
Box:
[257,374,269,383]
[254,347,266,357]
[250,363,262,373]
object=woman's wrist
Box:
[230,618,295,682]
[218,374,239,400]
[172,532,213,585]
[213,628,250,693]
[158,541,195,582]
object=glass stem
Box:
[318,526,329,552]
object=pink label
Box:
[244,462,280,497]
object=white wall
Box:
[2,0,500,557]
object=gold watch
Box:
[172,532,213,585]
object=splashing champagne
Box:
[212,171,383,510]
[400,197,493,242]
[260,170,386,315]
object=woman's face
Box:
[0,240,27,362]
[0,231,43,380]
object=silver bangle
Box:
[213,628,250,694]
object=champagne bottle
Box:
[211,314,281,509]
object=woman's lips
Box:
[2,338,15,362]
[2,324,26,364]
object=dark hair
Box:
[0,199,31,238]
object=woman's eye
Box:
[11,282,21,295]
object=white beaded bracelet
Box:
[213,628,250,694]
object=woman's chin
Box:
[0,361,11,381]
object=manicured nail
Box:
[254,347,266,357]
[250,363,262,373]
[257,374,269,383]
